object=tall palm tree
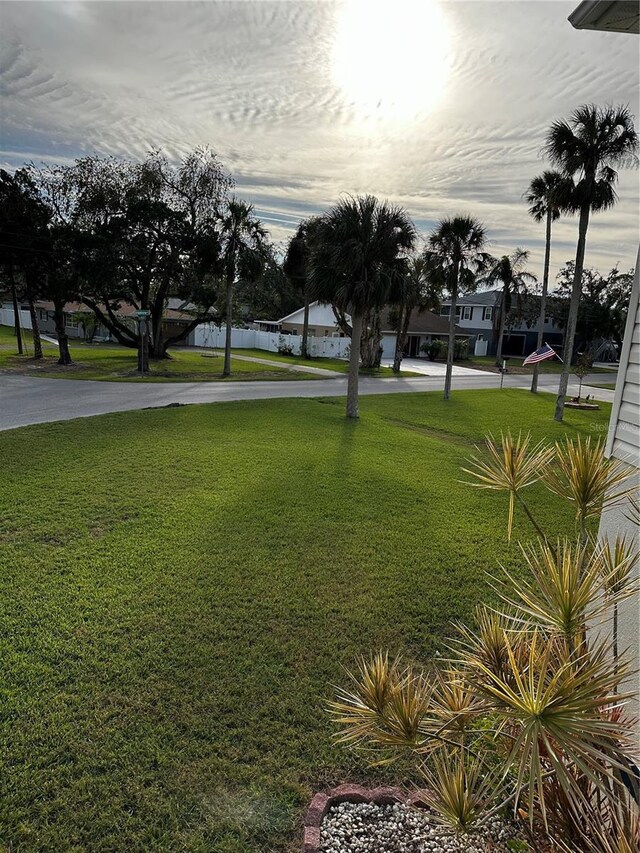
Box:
[524,171,574,393]
[283,217,321,359]
[425,216,488,400]
[308,195,415,418]
[218,199,268,377]
[480,248,536,365]
[543,104,638,422]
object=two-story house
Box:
[440,290,564,358]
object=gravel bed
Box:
[320,801,518,853]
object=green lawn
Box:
[0,390,610,852]
[585,381,617,391]
[0,328,319,382]
[460,354,616,375]
[226,347,418,377]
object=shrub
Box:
[420,339,446,361]
[329,434,638,850]
[454,338,469,360]
[277,335,295,357]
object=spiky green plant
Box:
[545,436,633,542]
[419,749,501,832]
[491,539,634,653]
[328,435,639,849]
[463,432,554,540]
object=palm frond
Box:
[420,748,502,832]
[545,436,633,526]
[462,432,554,539]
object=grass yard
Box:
[0,390,610,852]
[0,327,319,382]
[585,381,617,391]
[459,354,616,375]
[226,347,419,377]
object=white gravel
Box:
[320,801,518,853]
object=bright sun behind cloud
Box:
[331,0,452,122]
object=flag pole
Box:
[546,342,563,363]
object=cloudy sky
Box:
[1,0,638,282]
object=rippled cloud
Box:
[1,0,638,279]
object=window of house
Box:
[440,306,450,316]
[461,306,473,321]
[65,315,79,329]
[291,328,297,335]
[483,307,494,321]
[38,309,48,321]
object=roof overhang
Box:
[569,1,639,33]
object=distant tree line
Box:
[1,103,637,420]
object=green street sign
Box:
[134,309,151,319]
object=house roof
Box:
[444,290,501,307]
[35,300,202,322]
[379,308,471,337]
[569,0,639,33]
[278,301,320,324]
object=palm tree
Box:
[283,217,321,359]
[392,255,442,373]
[308,195,415,418]
[543,104,638,422]
[425,217,487,400]
[480,249,536,365]
[524,171,574,393]
[218,199,268,377]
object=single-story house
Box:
[28,299,203,345]
[255,301,351,338]
[379,308,471,359]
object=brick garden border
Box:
[302,784,427,853]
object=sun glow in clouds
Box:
[331,0,452,122]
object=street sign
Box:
[134,309,151,319]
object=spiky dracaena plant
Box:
[328,433,639,849]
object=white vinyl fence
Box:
[0,307,352,361]
[193,323,351,359]
[0,307,32,330]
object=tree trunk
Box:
[494,287,507,366]
[393,305,413,372]
[555,203,590,422]
[301,290,310,358]
[443,264,459,401]
[10,267,23,355]
[223,270,234,377]
[53,300,73,365]
[531,209,552,393]
[346,311,363,419]
[360,310,382,368]
[27,296,43,359]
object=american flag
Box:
[523,343,560,366]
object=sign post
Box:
[134,309,151,375]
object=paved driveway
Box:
[0,372,615,432]
[381,357,493,376]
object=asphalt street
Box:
[0,372,615,431]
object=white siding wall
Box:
[605,255,640,466]
[597,250,639,709]
[279,302,350,328]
